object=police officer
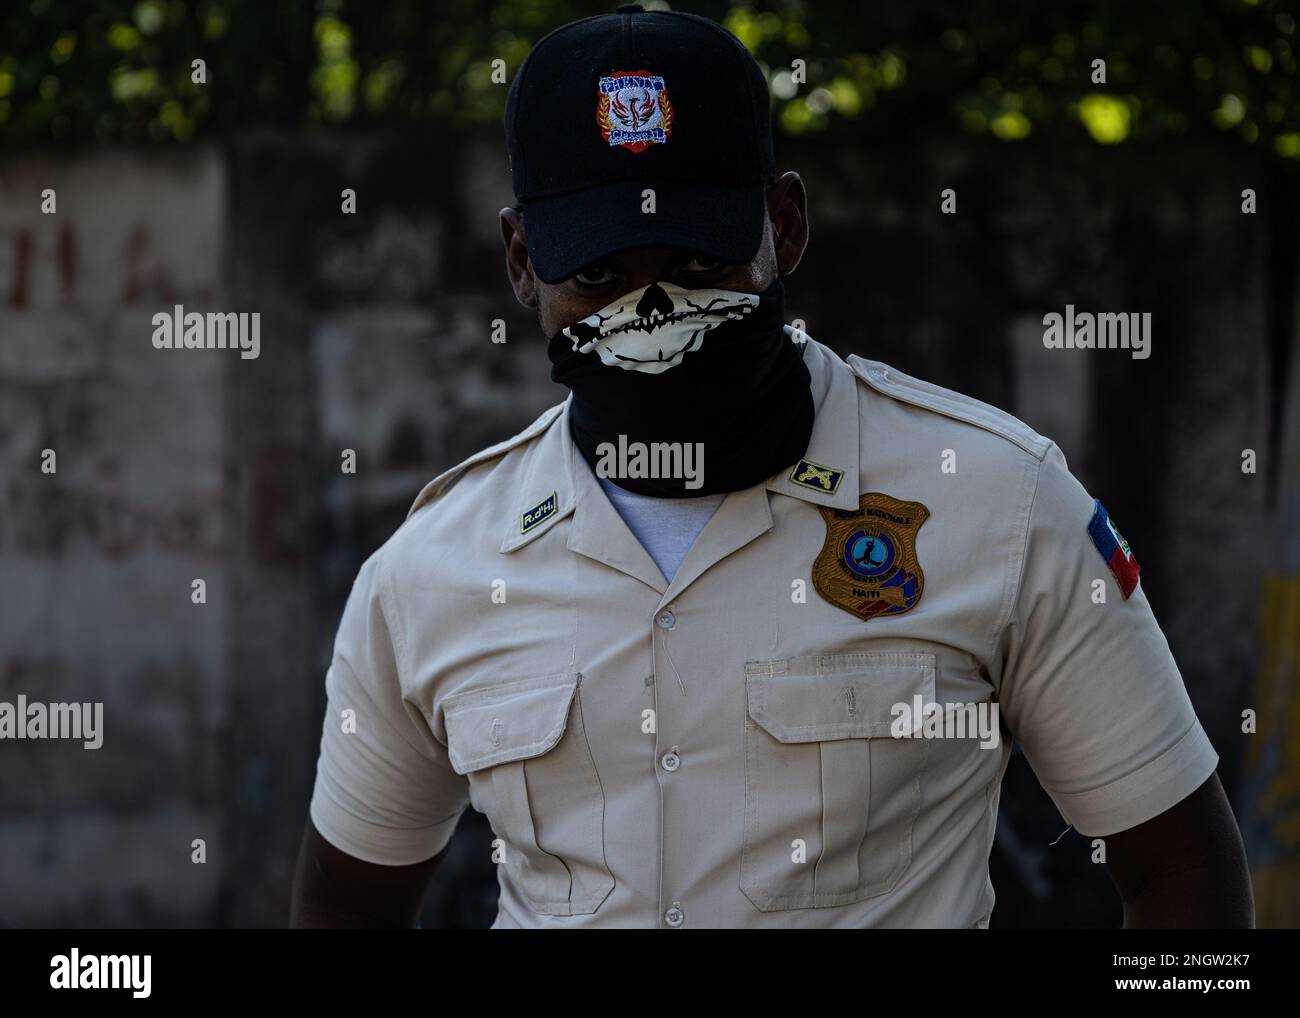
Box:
[291,5,1252,929]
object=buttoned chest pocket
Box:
[441,672,614,916]
[740,651,935,912]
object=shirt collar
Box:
[501,327,860,552]
[498,394,578,553]
[761,329,861,510]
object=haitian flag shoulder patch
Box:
[1087,499,1141,599]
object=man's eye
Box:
[573,264,617,285]
[682,255,722,273]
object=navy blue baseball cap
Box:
[505,3,777,284]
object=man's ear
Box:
[500,207,537,308]
[767,172,809,277]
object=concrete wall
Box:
[0,149,227,925]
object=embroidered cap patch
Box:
[597,70,673,151]
[1087,498,1141,599]
[812,492,929,621]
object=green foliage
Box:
[1,0,1297,159]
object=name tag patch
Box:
[521,491,558,534]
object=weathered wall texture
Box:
[0,129,1295,927]
[0,149,227,925]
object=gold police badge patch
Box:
[812,492,930,621]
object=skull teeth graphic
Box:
[561,282,759,374]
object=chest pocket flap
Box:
[745,650,935,742]
[443,672,578,775]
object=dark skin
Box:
[289,820,446,928]
[1104,772,1253,927]
[289,169,1254,928]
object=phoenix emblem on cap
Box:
[597,70,673,151]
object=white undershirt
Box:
[595,475,726,583]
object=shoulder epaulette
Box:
[405,402,566,519]
[846,355,1051,460]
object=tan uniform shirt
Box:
[309,334,1218,928]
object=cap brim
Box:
[522,179,767,285]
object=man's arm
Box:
[299,547,471,928]
[289,818,448,928]
[1102,772,1254,928]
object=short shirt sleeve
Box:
[997,441,1218,837]
[309,549,470,865]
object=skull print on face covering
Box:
[548,274,817,497]
[560,281,760,374]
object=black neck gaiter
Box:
[548,275,814,497]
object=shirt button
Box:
[661,750,680,772]
[664,905,684,928]
[655,609,676,629]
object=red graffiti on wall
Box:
[4,226,76,308]
[1,222,182,309]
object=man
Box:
[291,4,1252,928]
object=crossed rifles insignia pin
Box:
[812,492,930,622]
